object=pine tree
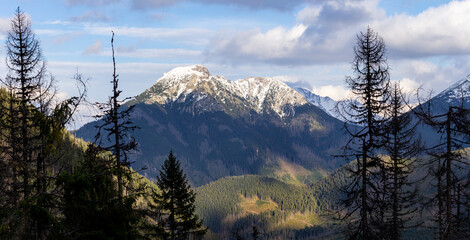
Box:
[0,8,86,239]
[154,151,206,240]
[337,27,390,240]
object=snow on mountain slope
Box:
[434,76,470,103]
[294,87,338,117]
[135,65,308,117]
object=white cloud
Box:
[69,11,112,22]
[312,84,351,101]
[0,17,10,41]
[390,58,470,97]
[374,1,470,57]
[297,5,321,23]
[83,40,103,55]
[92,47,202,59]
[205,0,383,65]
[66,0,121,6]
[131,0,304,11]
[36,29,75,36]
[85,26,213,46]
[53,31,83,45]
[391,78,421,95]
[117,48,201,59]
[205,0,470,66]
[0,17,10,34]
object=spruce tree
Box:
[337,27,390,240]
[0,8,85,238]
[154,151,206,240]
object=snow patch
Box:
[142,65,308,117]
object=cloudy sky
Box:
[0,0,469,127]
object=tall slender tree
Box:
[91,32,146,239]
[416,105,470,240]
[337,27,390,240]
[1,8,55,238]
[0,8,86,239]
[382,83,421,240]
[93,32,138,204]
[153,151,206,240]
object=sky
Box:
[0,0,469,128]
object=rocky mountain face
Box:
[131,65,308,118]
[76,65,349,186]
[424,76,470,113]
[412,76,470,147]
[294,87,338,118]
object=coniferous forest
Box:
[1,7,470,240]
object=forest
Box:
[1,7,470,240]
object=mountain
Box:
[411,76,470,147]
[294,87,338,118]
[76,65,349,186]
[131,65,307,118]
[424,76,470,113]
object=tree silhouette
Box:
[0,8,85,239]
[337,27,390,240]
[415,99,470,239]
[93,32,138,204]
[57,144,141,240]
[153,151,206,240]
[382,83,421,239]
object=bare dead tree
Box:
[382,83,422,240]
[413,84,470,240]
[336,27,391,240]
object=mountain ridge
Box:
[132,65,307,118]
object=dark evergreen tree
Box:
[0,8,84,239]
[337,27,390,240]
[382,83,421,240]
[154,151,206,240]
[252,226,260,240]
[232,228,243,240]
[56,144,141,240]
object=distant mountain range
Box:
[75,65,470,186]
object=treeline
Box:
[335,26,470,240]
[0,8,205,240]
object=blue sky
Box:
[1,0,470,127]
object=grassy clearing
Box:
[275,212,323,230]
[239,195,278,214]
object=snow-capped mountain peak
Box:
[294,87,338,116]
[135,65,307,117]
[435,76,470,102]
[160,65,210,82]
